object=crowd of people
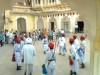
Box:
[0,29,15,46]
[0,28,87,75]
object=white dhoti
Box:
[24,64,33,75]
[71,57,78,72]
[43,44,48,52]
[59,46,63,53]
[80,50,85,64]
[9,37,13,43]
[15,52,22,66]
[47,67,56,75]
[47,61,56,75]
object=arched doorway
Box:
[61,16,70,32]
[17,18,26,33]
[37,18,44,30]
[49,17,57,31]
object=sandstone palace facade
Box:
[4,0,81,33]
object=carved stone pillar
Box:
[56,16,62,29]
[40,0,43,6]
[54,0,56,4]
[48,0,49,5]
[33,0,36,6]
[44,0,46,6]
[35,16,38,30]
[56,0,58,4]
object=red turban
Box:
[16,37,21,43]
[73,35,77,39]
[69,38,74,43]
[48,43,54,49]
[80,36,85,40]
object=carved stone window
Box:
[38,0,40,4]
[52,0,55,2]
[25,0,31,5]
[49,0,55,3]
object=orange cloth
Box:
[44,29,47,36]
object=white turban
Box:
[25,38,32,44]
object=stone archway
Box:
[17,18,26,33]
[49,17,57,31]
[61,16,70,32]
[37,18,44,30]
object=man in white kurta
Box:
[73,35,79,59]
[58,34,66,55]
[13,38,22,70]
[61,29,65,34]
[20,35,25,62]
[22,38,36,75]
[6,30,10,44]
[42,36,48,54]
[80,36,86,68]
[73,35,79,50]
[45,43,56,75]
[69,38,79,75]
[9,31,13,44]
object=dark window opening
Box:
[38,0,40,4]
[51,22,54,31]
[77,21,84,33]
[52,0,55,2]
[49,0,51,3]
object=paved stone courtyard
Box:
[0,33,90,75]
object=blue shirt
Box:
[50,31,53,36]
[0,33,4,40]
